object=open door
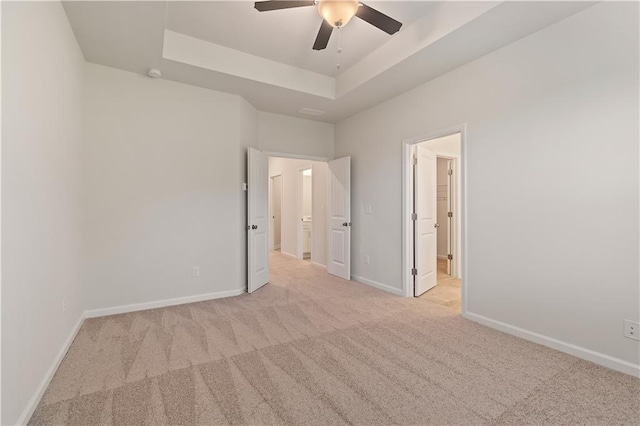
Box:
[327,156,351,280]
[414,145,437,296]
[248,147,269,293]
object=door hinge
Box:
[447,211,453,218]
[412,156,417,166]
[411,268,417,276]
[447,254,453,260]
[411,213,417,221]
[448,169,453,176]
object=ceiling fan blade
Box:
[356,3,402,35]
[313,19,333,51]
[254,1,315,12]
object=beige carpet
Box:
[30,251,639,425]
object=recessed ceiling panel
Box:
[166,1,438,77]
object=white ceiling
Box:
[62,1,596,123]
[166,1,438,77]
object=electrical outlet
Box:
[624,320,640,341]
[192,266,200,277]
[364,255,370,264]
[364,204,372,214]
[62,298,67,314]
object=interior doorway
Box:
[267,157,326,264]
[402,128,465,313]
[247,149,352,293]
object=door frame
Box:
[401,124,468,316]
[269,173,282,250]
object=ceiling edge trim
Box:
[162,29,336,100]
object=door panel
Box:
[327,156,350,280]
[446,161,453,276]
[415,146,437,296]
[271,175,282,248]
[248,147,269,293]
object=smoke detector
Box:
[147,68,162,78]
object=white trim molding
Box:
[279,250,298,260]
[84,289,246,318]
[351,275,404,296]
[19,288,248,424]
[465,311,640,378]
[17,313,86,425]
[311,261,327,269]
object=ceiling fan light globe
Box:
[317,0,359,28]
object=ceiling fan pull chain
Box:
[337,27,342,70]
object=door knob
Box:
[342,222,348,227]
[434,223,440,228]
[251,225,258,230]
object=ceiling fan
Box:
[254,0,403,51]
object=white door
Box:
[414,146,437,296]
[248,147,269,293]
[327,156,351,280]
[271,175,282,249]
[446,161,453,276]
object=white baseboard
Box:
[351,274,404,296]
[17,312,86,425]
[273,244,281,250]
[85,289,245,318]
[310,261,327,269]
[279,251,298,260]
[464,311,640,378]
[18,288,247,424]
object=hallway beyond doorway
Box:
[418,259,461,312]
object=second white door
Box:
[248,148,269,293]
[415,145,437,296]
[327,156,351,280]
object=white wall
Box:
[258,111,334,159]
[335,2,639,370]
[268,157,327,266]
[1,2,86,424]
[83,63,257,311]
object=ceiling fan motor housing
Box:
[317,0,360,28]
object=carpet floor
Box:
[30,251,639,425]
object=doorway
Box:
[247,149,352,293]
[267,157,326,264]
[402,127,465,313]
